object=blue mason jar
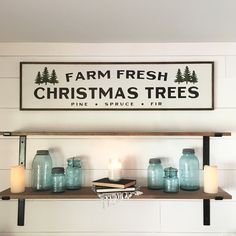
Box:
[66,157,82,190]
[52,167,65,193]
[32,150,52,191]
[147,158,164,189]
[179,148,200,191]
[163,167,179,193]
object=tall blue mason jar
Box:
[179,148,200,191]
[32,150,52,191]
[66,157,82,190]
[147,158,164,189]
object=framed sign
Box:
[20,62,214,111]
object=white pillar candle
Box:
[108,158,122,182]
[204,165,218,194]
[10,165,25,193]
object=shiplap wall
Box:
[0,43,236,236]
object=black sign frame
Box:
[20,61,214,111]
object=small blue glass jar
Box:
[147,158,164,190]
[52,167,65,193]
[66,157,82,190]
[32,150,52,191]
[179,148,200,191]
[164,167,179,193]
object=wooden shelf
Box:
[0,187,232,200]
[0,131,231,137]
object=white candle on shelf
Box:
[10,165,25,193]
[108,158,122,182]
[204,165,218,194]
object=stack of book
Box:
[92,178,136,193]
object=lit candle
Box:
[204,165,218,194]
[108,158,122,182]
[10,165,25,193]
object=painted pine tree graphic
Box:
[49,69,59,85]
[35,67,59,85]
[174,68,184,84]
[183,66,191,84]
[174,66,198,84]
[42,67,50,85]
[191,70,198,84]
[35,71,43,85]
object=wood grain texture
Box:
[0,131,231,137]
[0,187,232,200]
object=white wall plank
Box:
[0,79,18,108]
[211,139,236,169]
[0,136,235,170]
[0,138,19,168]
[226,56,236,78]
[1,199,236,233]
[0,43,236,56]
[0,109,235,133]
[0,170,11,191]
[161,201,236,233]
[216,78,236,108]
[0,200,160,233]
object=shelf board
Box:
[0,187,232,200]
[0,131,231,137]
[141,187,232,200]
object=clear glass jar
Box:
[147,158,164,189]
[52,167,65,193]
[66,157,82,190]
[32,150,52,191]
[163,167,179,193]
[179,148,200,191]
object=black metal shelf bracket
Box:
[18,199,25,226]
[18,136,27,226]
[203,136,210,226]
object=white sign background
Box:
[20,62,214,110]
